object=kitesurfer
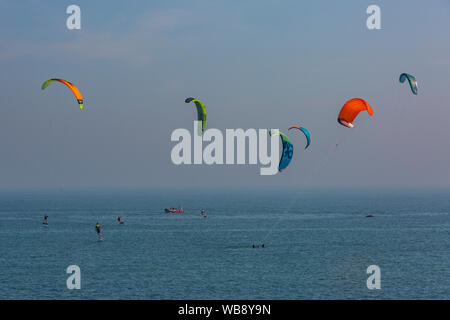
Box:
[95,222,103,240]
[43,214,48,225]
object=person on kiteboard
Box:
[95,222,104,240]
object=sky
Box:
[1,0,450,190]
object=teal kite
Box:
[399,73,418,95]
[288,126,311,149]
[269,129,293,172]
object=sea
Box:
[0,188,448,299]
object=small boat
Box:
[366,214,375,218]
[165,206,184,214]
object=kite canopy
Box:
[337,98,373,128]
[288,126,311,149]
[269,129,293,172]
[41,79,83,110]
[399,73,418,95]
[185,97,206,134]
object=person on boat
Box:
[118,216,124,224]
[201,209,207,218]
[43,214,48,225]
[95,222,104,240]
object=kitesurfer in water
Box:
[95,222,104,240]
[43,214,48,225]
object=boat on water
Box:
[165,206,184,214]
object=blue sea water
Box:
[0,188,448,300]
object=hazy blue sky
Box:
[1,0,450,189]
